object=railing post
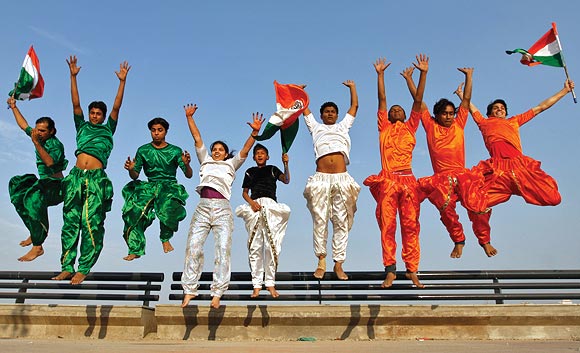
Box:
[493,277,504,304]
[143,280,151,307]
[16,278,29,304]
[317,279,322,305]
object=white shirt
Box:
[303,112,355,165]
[195,143,246,200]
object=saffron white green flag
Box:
[9,46,45,100]
[506,23,564,67]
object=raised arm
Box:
[7,97,29,130]
[532,79,575,115]
[374,58,391,111]
[280,153,290,184]
[412,54,429,112]
[66,55,82,116]
[239,112,265,158]
[454,82,481,114]
[110,61,131,121]
[184,104,203,148]
[343,80,358,117]
[457,67,473,110]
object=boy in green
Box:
[52,56,130,285]
[7,97,68,262]
[122,117,193,261]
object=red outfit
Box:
[418,107,489,245]
[469,110,561,239]
[364,110,421,272]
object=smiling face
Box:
[253,147,269,167]
[150,124,167,144]
[488,102,507,119]
[211,142,228,161]
[435,105,456,128]
[89,107,105,125]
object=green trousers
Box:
[121,180,188,256]
[60,167,113,274]
[9,174,64,246]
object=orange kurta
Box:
[364,110,421,272]
[419,106,489,245]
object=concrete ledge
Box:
[155,304,580,340]
[0,304,156,339]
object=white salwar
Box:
[236,197,290,288]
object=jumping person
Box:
[181,104,264,309]
[121,117,192,261]
[52,56,130,284]
[7,97,68,262]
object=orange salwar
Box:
[418,107,489,245]
[364,110,421,272]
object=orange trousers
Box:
[469,155,560,244]
[364,171,420,272]
[418,169,489,245]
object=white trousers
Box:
[181,198,233,298]
[236,197,290,288]
[303,172,360,263]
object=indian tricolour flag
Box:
[255,81,309,153]
[9,46,45,100]
[506,22,564,67]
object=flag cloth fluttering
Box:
[506,23,563,67]
[9,46,45,100]
[255,81,309,153]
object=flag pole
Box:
[552,22,577,103]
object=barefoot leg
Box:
[52,271,73,281]
[266,286,279,298]
[405,272,425,288]
[450,243,464,258]
[181,294,197,308]
[333,261,348,280]
[313,256,326,279]
[18,245,45,262]
[70,272,87,285]
[381,272,397,288]
[162,241,174,253]
[482,243,498,257]
[250,288,261,298]
[19,236,32,247]
[210,296,221,309]
[123,254,141,261]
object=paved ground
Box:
[2,339,579,353]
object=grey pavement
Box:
[1,339,579,353]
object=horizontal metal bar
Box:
[0,271,164,282]
[0,283,161,291]
[0,293,159,301]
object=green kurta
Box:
[60,114,116,275]
[122,143,189,256]
[9,127,68,246]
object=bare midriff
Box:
[75,153,103,170]
[316,152,346,173]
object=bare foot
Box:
[313,257,326,279]
[450,243,464,258]
[405,272,425,288]
[333,262,348,280]
[266,286,279,298]
[181,294,197,308]
[162,241,174,253]
[52,271,73,281]
[210,296,221,309]
[18,245,44,262]
[123,254,141,261]
[70,272,87,285]
[482,243,498,257]
[381,272,397,288]
[250,288,261,298]
[19,236,32,247]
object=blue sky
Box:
[1,1,579,303]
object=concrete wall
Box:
[0,303,579,341]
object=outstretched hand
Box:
[67,55,81,76]
[454,82,464,97]
[374,57,391,74]
[124,156,136,171]
[413,54,429,72]
[247,112,265,132]
[184,103,198,118]
[457,67,474,76]
[400,66,415,80]
[116,61,131,81]
[342,80,356,88]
